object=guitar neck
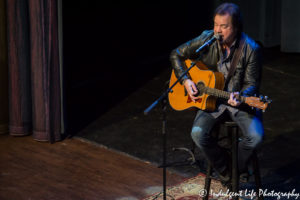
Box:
[204,86,245,102]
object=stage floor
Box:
[0,134,184,200]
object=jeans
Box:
[191,109,264,174]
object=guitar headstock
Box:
[245,95,272,112]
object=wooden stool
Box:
[203,121,263,200]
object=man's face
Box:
[214,14,237,45]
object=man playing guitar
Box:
[170,3,265,184]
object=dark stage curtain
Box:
[28,0,61,142]
[6,0,32,136]
[6,0,62,142]
[0,0,8,134]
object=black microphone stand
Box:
[144,60,200,200]
[143,36,216,199]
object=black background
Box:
[62,0,214,133]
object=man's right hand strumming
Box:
[183,79,200,102]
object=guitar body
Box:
[168,60,225,111]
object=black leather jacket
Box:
[170,30,262,97]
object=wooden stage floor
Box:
[0,134,185,200]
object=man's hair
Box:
[214,3,243,35]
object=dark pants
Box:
[191,109,264,174]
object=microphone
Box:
[195,34,220,53]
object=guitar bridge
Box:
[187,96,202,103]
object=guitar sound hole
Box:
[196,81,205,96]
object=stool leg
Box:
[252,150,263,200]
[204,163,212,200]
[231,126,239,200]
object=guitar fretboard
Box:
[202,86,246,102]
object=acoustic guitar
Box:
[168,60,271,112]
